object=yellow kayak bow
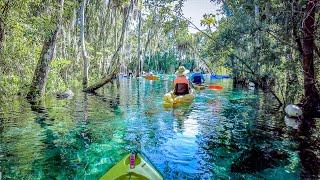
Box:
[100,153,163,180]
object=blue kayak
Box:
[210,74,230,79]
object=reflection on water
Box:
[0,77,319,179]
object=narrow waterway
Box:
[0,77,319,179]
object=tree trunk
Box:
[59,25,69,86]
[81,0,89,88]
[136,10,142,76]
[114,7,118,50]
[0,19,4,55]
[253,1,261,74]
[27,0,65,101]
[83,4,130,93]
[0,17,3,89]
[101,0,112,75]
[285,46,299,105]
[142,11,161,71]
[70,8,76,72]
[300,0,320,111]
[0,1,12,55]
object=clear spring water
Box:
[0,77,319,179]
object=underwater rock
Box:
[248,82,255,87]
[248,86,255,90]
[284,116,301,129]
[285,104,302,117]
[56,89,74,99]
[230,146,289,173]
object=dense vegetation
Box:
[0,0,319,115]
[203,0,320,114]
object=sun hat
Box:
[175,66,190,76]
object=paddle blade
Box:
[208,85,224,90]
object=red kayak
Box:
[208,85,224,90]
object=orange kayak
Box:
[208,85,223,90]
[144,76,159,80]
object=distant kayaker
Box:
[190,67,205,85]
[173,66,190,95]
[145,71,153,76]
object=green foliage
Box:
[51,58,72,69]
[202,0,316,104]
[144,50,195,73]
[0,0,78,96]
[112,0,130,7]
[200,13,216,29]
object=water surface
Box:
[1,77,319,179]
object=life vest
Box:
[174,76,189,86]
[174,76,189,95]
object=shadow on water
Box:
[92,88,121,113]
[296,116,320,179]
[30,101,69,178]
[28,96,92,178]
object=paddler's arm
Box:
[188,79,195,89]
[190,74,194,82]
[201,74,205,83]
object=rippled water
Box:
[0,77,319,179]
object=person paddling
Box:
[190,67,205,85]
[173,66,190,95]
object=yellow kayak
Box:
[193,84,205,90]
[100,153,163,180]
[163,89,195,108]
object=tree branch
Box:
[177,15,216,41]
[264,28,296,49]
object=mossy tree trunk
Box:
[81,0,89,88]
[136,9,142,76]
[27,0,65,101]
[299,0,320,112]
[0,1,13,56]
[0,18,4,55]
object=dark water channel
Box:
[0,77,319,179]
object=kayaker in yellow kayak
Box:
[163,66,195,108]
[173,66,191,95]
